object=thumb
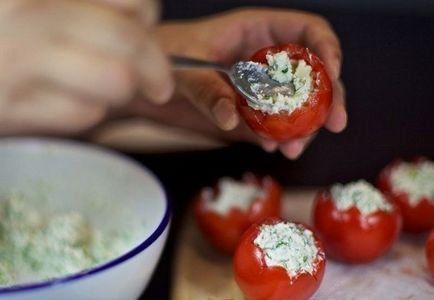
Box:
[175,70,240,131]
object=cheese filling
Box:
[330,180,393,215]
[204,178,264,215]
[249,51,314,114]
[390,160,434,206]
[0,195,141,286]
[254,222,321,278]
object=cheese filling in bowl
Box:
[0,195,142,287]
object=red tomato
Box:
[377,159,434,233]
[313,190,401,263]
[233,218,325,300]
[427,230,434,275]
[194,173,281,255]
[236,44,332,141]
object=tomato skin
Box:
[377,159,434,233]
[236,44,332,141]
[194,174,281,255]
[427,230,434,275]
[233,218,325,300]
[313,190,401,263]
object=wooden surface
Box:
[171,188,434,300]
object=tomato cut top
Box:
[236,43,332,141]
[313,183,402,264]
[377,158,434,233]
[194,174,281,254]
[234,218,325,300]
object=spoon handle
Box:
[170,55,228,73]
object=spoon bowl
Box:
[170,56,294,107]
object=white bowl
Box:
[0,138,171,300]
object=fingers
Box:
[41,1,173,105]
[325,79,347,133]
[139,0,160,26]
[279,134,316,160]
[90,0,160,26]
[135,37,175,104]
[263,10,342,81]
[0,87,106,135]
[276,79,346,160]
[276,79,346,159]
[37,43,135,105]
[93,0,144,9]
[58,3,143,56]
[175,70,239,130]
[261,140,279,153]
[301,18,342,81]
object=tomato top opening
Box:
[194,174,282,255]
[236,43,332,141]
[377,158,434,233]
[234,218,326,300]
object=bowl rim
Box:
[0,137,171,294]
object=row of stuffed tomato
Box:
[193,158,433,300]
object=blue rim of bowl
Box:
[0,138,172,294]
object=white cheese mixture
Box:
[390,160,434,206]
[204,178,264,215]
[0,195,140,287]
[254,222,321,278]
[266,51,294,84]
[330,180,393,215]
[249,51,313,114]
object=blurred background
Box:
[139,1,433,298]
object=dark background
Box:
[140,1,434,299]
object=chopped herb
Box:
[254,222,320,277]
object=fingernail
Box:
[339,108,348,130]
[263,141,278,153]
[151,78,175,104]
[212,98,239,130]
[334,62,341,80]
[333,106,348,132]
[288,141,304,160]
[326,53,340,81]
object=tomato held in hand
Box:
[427,230,434,275]
[313,181,401,263]
[194,173,281,255]
[236,44,332,141]
[377,158,434,233]
[234,218,325,300]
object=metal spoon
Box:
[170,55,294,107]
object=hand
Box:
[92,0,160,25]
[0,0,172,135]
[156,8,347,159]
